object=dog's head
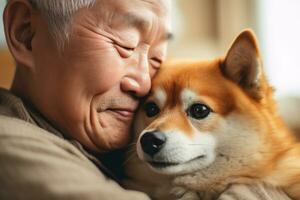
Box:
[131,30,288,177]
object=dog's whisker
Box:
[127,142,137,148]
[126,148,136,155]
[125,145,138,156]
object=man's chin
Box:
[92,131,131,152]
[92,111,133,151]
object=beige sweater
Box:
[0,88,149,200]
[0,88,292,200]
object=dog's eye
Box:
[144,102,160,118]
[187,103,211,119]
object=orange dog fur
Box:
[124,30,300,200]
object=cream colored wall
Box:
[0,1,6,47]
[217,0,258,52]
[168,0,258,59]
[168,0,219,59]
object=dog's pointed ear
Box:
[221,30,264,100]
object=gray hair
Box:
[28,0,97,47]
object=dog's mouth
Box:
[148,155,206,169]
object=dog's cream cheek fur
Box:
[137,128,217,175]
[173,112,264,192]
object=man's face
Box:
[30,0,171,152]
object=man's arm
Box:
[218,183,291,200]
[0,116,149,200]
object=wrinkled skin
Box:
[4,0,172,152]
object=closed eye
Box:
[150,57,162,69]
[115,44,135,58]
[120,45,135,51]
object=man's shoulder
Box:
[0,115,100,177]
[0,115,88,160]
[0,115,60,142]
[0,115,40,134]
[0,115,150,200]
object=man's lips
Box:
[96,98,139,119]
[108,108,135,118]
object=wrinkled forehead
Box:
[93,0,172,37]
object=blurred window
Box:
[259,0,300,96]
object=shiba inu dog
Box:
[124,30,300,200]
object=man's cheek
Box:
[86,55,126,93]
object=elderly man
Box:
[0,0,292,199]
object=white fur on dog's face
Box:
[137,128,216,174]
[135,88,218,175]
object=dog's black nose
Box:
[140,131,166,157]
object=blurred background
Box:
[1,0,300,97]
[167,0,300,98]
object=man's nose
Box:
[121,54,151,97]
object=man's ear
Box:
[4,0,36,69]
[221,29,264,100]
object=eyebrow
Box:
[113,12,174,41]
